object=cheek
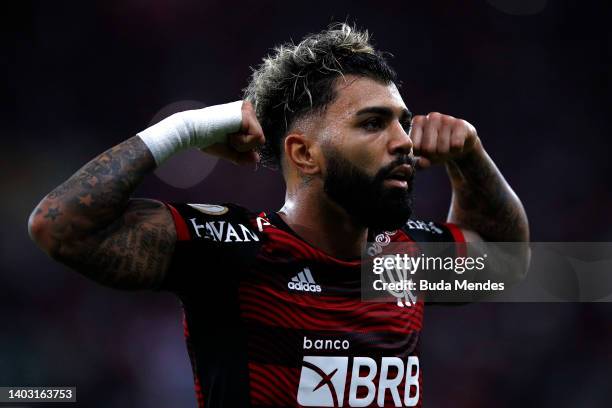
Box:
[319,121,344,145]
[348,137,386,172]
[340,145,383,178]
[324,125,385,174]
[352,149,379,170]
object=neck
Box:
[278,187,368,259]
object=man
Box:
[28,24,529,407]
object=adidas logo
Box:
[288,267,322,293]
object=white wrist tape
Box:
[137,100,243,165]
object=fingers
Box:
[232,100,265,152]
[421,113,439,155]
[409,116,424,152]
[411,113,443,156]
[438,123,451,156]
[241,101,265,140]
[411,113,477,166]
[199,100,266,167]
[447,119,466,154]
[415,156,432,170]
[229,133,264,152]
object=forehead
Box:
[327,75,406,119]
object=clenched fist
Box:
[202,100,265,165]
[409,112,481,169]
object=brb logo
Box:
[297,356,419,407]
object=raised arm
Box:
[28,137,174,289]
[410,112,529,241]
[445,141,529,243]
[28,101,264,290]
[410,112,530,279]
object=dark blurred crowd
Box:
[3,0,611,406]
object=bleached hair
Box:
[243,23,397,169]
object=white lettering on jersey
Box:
[405,220,443,235]
[207,220,225,241]
[348,357,377,407]
[377,357,404,407]
[188,218,260,242]
[256,216,271,232]
[240,223,259,241]
[225,223,242,242]
[303,336,350,351]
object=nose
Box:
[388,120,413,156]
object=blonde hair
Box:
[243,23,396,169]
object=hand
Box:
[202,101,265,165]
[409,112,480,169]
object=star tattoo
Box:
[78,194,93,206]
[44,207,62,221]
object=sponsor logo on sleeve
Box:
[188,218,259,242]
[405,220,443,235]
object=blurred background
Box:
[3,0,611,406]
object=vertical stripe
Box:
[304,267,315,283]
[166,203,191,241]
[444,223,467,257]
[298,271,307,283]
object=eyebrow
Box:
[354,106,413,122]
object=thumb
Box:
[415,156,432,170]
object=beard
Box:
[322,146,415,232]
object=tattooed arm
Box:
[446,141,531,285]
[411,113,530,283]
[28,136,176,290]
[411,113,529,243]
[28,102,265,290]
[445,142,529,243]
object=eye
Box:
[361,117,384,131]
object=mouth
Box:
[384,164,414,189]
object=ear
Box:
[284,132,322,176]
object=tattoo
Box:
[447,150,528,242]
[31,136,176,289]
[60,200,175,289]
[300,174,314,188]
[78,194,93,206]
[36,136,154,230]
[44,207,62,221]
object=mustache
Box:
[377,155,417,180]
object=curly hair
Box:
[243,23,398,169]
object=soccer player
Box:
[28,25,529,407]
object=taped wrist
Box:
[137,100,243,165]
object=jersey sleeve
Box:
[400,219,468,259]
[401,219,470,304]
[156,202,263,295]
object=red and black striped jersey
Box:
[160,202,465,408]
